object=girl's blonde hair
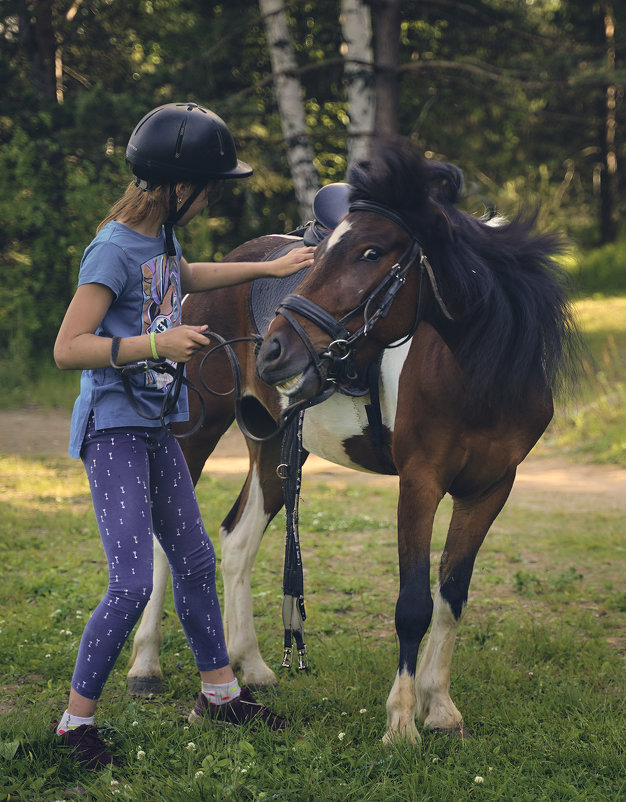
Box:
[96,180,223,233]
[97,182,172,233]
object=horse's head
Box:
[255,139,461,404]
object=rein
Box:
[109,335,208,439]
[197,330,336,443]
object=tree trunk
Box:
[372,0,402,138]
[340,0,375,165]
[600,3,618,244]
[21,0,57,101]
[259,0,319,220]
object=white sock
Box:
[201,678,241,706]
[56,710,95,735]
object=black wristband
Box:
[110,336,122,369]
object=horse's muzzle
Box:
[256,331,328,400]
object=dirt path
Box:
[0,408,624,510]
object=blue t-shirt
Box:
[68,221,189,458]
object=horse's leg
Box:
[220,434,286,686]
[127,537,169,696]
[415,472,516,732]
[384,468,443,744]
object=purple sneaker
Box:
[56,724,120,770]
[188,687,286,731]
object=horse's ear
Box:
[432,207,454,240]
[424,162,462,240]
[427,161,463,204]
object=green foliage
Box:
[570,239,626,297]
[1,0,624,363]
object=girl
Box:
[53,102,315,770]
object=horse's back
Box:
[182,234,297,334]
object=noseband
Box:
[275,200,453,390]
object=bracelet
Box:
[149,331,159,360]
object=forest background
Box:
[0,0,624,371]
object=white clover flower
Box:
[136,750,146,760]
[195,770,204,779]
[186,742,196,751]
[338,732,345,741]
[340,711,347,716]
[240,768,247,774]
[132,720,139,727]
[110,780,119,786]
[474,776,484,784]
[359,708,367,714]
[45,654,51,658]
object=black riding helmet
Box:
[126,102,253,253]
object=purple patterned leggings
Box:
[71,416,229,700]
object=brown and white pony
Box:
[127,140,577,742]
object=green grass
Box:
[540,297,626,465]
[1,456,625,800]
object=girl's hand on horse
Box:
[269,246,316,277]
[154,325,210,363]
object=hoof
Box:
[429,723,471,740]
[127,676,163,697]
[382,723,421,745]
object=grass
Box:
[1,454,625,800]
[540,296,626,465]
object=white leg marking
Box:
[415,589,463,730]
[221,465,276,685]
[383,669,420,744]
[127,536,168,684]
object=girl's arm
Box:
[54,283,210,370]
[180,245,315,294]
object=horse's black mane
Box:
[347,139,579,412]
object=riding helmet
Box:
[126,102,253,188]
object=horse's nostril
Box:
[266,336,282,363]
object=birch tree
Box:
[259,0,320,220]
[339,0,375,164]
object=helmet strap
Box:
[164,184,205,257]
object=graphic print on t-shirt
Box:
[141,254,181,386]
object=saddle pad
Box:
[250,238,310,336]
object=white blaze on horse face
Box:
[301,338,412,470]
[324,219,352,252]
[415,589,463,731]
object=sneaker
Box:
[55,723,120,770]
[188,687,286,731]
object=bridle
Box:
[275,200,454,393]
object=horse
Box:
[126,139,578,743]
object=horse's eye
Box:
[361,248,381,262]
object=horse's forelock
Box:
[347,139,462,217]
